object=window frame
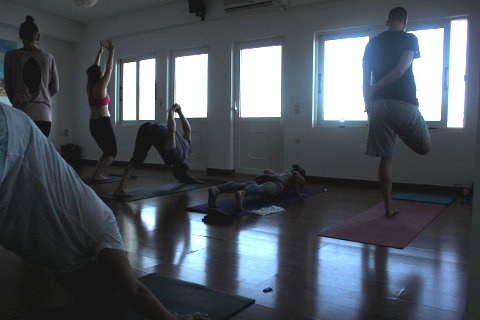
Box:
[169,46,209,119]
[314,29,371,127]
[314,17,467,129]
[233,37,284,119]
[118,54,157,124]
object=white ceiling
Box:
[5,0,183,23]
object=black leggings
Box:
[89,117,117,157]
[34,121,51,137]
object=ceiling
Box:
[6,0,182,23]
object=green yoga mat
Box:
[99,179,225,201]
[121,273,255,320]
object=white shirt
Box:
[0,103,125,273]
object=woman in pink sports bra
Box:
[86,40,117,181]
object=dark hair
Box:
[86,64,102,85]
[172,162,190,182]
[19,15,39,42]
[291,164,306,179]
[387,7,408,24]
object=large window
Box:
[235,40,282,118]
[171,49,208,118]
[315,18,468,128]
[120,57,156,121]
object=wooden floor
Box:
[0,164,471,320]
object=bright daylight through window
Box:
[174,53,208,118]
[121,58,156,121]
[239,45,282,118]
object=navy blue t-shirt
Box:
[363,30,420,105]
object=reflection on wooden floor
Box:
[0,164,470,320]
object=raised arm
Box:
[94,40,105,66]
[97,40,115,93]
[175,105,192,141]
[370,50,414,96]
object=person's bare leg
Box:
[98,249,209,320]
[92,155,114,180]
[208,186,219,208]
[379,156,399,217]
[398,133,431,155]
[234,190,245,212]
[114,165,136,197]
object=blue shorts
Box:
[366,99,430,157]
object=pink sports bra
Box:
[88,87,110,107]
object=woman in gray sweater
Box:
[4,15,59,137]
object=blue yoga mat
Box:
[187,188,326,217]
[392,192,454,205]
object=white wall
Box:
[0,0,81,148]
[69,0,479,188]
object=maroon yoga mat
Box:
[318,200,446,249]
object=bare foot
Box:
[235,190,245,212]
[114,188,132,198]
[93,174,111,181]
[385,207,400,217]
[208,187,219,208]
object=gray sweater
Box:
[4,48,59,122]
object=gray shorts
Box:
[366,99,430,157]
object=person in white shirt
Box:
[0,102,208,320]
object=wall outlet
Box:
[294,103,301,114]
[62,129,69,137]
[294,137,301,144]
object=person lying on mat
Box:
[114,103,201,198]
[0,102,209,320]
[208,164,307,212]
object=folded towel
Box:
[249,205,285,216]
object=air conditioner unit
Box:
[223,0,287,13]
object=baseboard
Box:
[308,176,461,195]
[206,168,235,175]
[80,159,169,170]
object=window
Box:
[120,57,156,121]
[171,50,208,118]
[315,18,468,128]
[235,40,282,118]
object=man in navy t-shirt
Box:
[114,104,200,198]
[363,7,431,216]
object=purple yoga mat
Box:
[187,188,326,217]
[318,200,446,249]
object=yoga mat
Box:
[99,179,225,201]
[318,200,445,249]
[392,192,455,205]
[187,188,326,217]
[82,174,137,185]
[121,273,255,320]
